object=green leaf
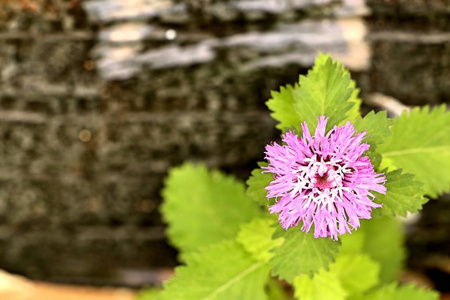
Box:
[359,218,405,283]
[293,269,347,300]
[270,227,340,283]
[374,169,426,217]
[339,218,405,284]
[356,283,439,300]
[161,163,261,258]
[346,78,363,123]
[330,254,380,295]
[314,53,362,124]
[354,111,392,167]
[323,54,362,122]
[266,53,360,132]
[293,53,357,132]
[266,84,301,131]
[339,229,366,256]
[237,217,283,262]
[378,105,450,198]
[293,254,380,300]
[354,111,392,149]
[158,241,270,300]
[247,163,273,207]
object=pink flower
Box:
[264,116,386,240]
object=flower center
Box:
[311,163,339,190]
[290,155,349,196]
[288,155,353,212]
[314,172,333,189]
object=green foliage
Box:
[354,111,392,167]
[293,269,346,300]
[360,218,405,283]
[341,218,405,284]
[237,218,283,262]
[266,53,360,132]
[378,105,450,198]
[329,254,380,295]
[293,254,379,300]
[354,111,392,147]
[346,77,363,122]
[266,84,301,131]
[246,163,272,207]
[161,163,261,258]
[339,229,366,257]
[158,241,270,300]
[270,227,340,283]
[374,169,426,217]
[295,53,358,131]
[354,283,440,300]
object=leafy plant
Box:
[142,53,448,300]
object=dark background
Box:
[0,0,448,289]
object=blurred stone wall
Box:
[0,0,178,285]
[0,0,448,286]
[367,0,450,105]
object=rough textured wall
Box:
[366,0,450,105]
[0,0,448,287]
[0,0,176,285]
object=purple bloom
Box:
[264,116,386,240]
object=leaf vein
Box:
[201,261,266,300]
